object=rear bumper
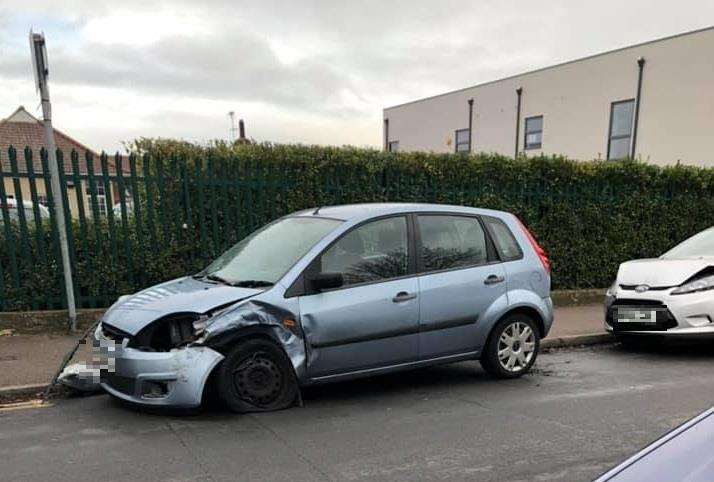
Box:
[94,326,224,408]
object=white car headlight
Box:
[672,274,714,295]
[606,279,618,297]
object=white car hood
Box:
[617,258,714,287]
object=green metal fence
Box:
[2,144,714,312]
[0,146,304,311]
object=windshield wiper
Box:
[231,280,275,288]
[193,273,234,285]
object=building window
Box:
[524,116,543,150]
[86,184,105,196]
[388,141,399,152]
[86,183,107,216]
[455,129,470,153]
[608,99,635,160]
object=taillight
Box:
[516,217,550,274]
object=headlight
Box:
[672,274,714,295]
[606,280,618,297]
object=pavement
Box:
[2,343,714,481]
[0,303,607,393]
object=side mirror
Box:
[310,272,343,291]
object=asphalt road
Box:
[3,343,714,482]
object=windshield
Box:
[199,216,341,285]
[662,227,714,259]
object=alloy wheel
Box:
[497,321,536,373]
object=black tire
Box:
[216,338,298,413]
[480,314,540,379]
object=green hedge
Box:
[2,141,714,311]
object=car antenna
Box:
[313,206,321,215]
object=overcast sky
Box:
[1,1,713,152]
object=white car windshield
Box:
[662,227,714,259]
[199,216,341,286]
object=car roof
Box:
[292,203,512,222]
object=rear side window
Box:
[417,215,488,272]
[483,216,523,261]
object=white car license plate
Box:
[616,307,659,324]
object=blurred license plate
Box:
[616,307,660,324]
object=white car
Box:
[1,198,50,225]
[605,226,714,341]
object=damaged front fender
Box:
[198,297,307,382]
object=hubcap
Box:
[233,352,283,406]
[497,322,536,372]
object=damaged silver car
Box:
[94,203,553,412]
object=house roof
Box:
[0,106,127,175]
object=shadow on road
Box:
[612,338,714,358]
[101,360,516,418]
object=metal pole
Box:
[514,88,523,158]
[31,32,77,330]
[631,57,646,159]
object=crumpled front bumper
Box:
[93,325,224,408]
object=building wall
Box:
[383,27,714,166]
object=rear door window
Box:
[483,216,523,261]
[417,215,488,272]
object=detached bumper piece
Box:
[95,326,224,408]
[606,299,678,333]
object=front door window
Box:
[320,216,408,286]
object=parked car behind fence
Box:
[0,198,50,226]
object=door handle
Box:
[484,275,505,285]
[392,291,417,303]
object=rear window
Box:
[417,215,488,272]
[484,216,522,261]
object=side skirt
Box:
[305,350,480,385]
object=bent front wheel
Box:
[217,338,298,413]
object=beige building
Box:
[0,106,128,219]
[383,26,714,166]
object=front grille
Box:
[619,285,671,291]
[607,299,677,332]
[103,373,135,396]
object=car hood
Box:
[102,276,262,335]
[617,258,714,287]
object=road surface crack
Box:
[166,420,217,482]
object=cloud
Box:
[1,0,713,152]
[0,25,355,115]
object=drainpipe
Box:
[514,88,523,158]
[467,99,474,152]
[631,57,646,159]
[384,118,389,151]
